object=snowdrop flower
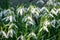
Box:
[46,0,54,5]
[19,9,23,15]
[34,8,41,18]
[36,0,44,4]
[39,25,49,32]
[27,32,37,39]
[9,23,18,29]
[30,7,40,13]
[51,9,60,16]
[44,20,50,26]
[40,7,49,13]
[26,21,35,26]
[7,9,15,16]
[22,15,28,22]
[1,30,15,38]
[17,35,26,40]
[55,9,60,15]
[51,9,57,15]
[36,7,40,13]
[10,16,13,22]
[17,7,27,16]
[17,7,23,15]
[2,31,8,38]
[30,7,40,18]
[34,12,40,18]
[7,29,15,38]
[28,5,40,18]
[9,16,16,22]
[26,16,35,26]
[49,13,54,17]
[31,8,36,13]
[20,35,26,40]
[43,20,50,32]
[2,15,16,22]
[43,26,49,32]
[22,16,35,26]
[39,20,50,32]
[28,16,33,21]
[29,5,36,14]
[22,16,34,23]
[2,16,9,22]
[31,32,36,38]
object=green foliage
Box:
[0,0,9,9]
[0,0,60,40]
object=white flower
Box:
[17,7,23,15]
[22,16,34,22]
[50,8,60,16]
[26,16,35,26]
[22,16,35,26]
[7,29,15,38]
[26,21,35,26]
[36,7,40,13]
[29,5,36,14]
[22,15,28,22]
[31,7,40,18]
[28,16,33,21]
[20,9,23,15]
[55,9,60,15]
[46,0,54,5]
[40,7,49,13]
[51,9,57,15]
[43,26,49,32]
[44,21,50,26]
[43,20,50,32]
[49,13,54,17]
[31,8,36,13]
[2,31,8,38]
[17,35,26,40]
[9,23,18,29]
[8,16,16,22]
[17,7,27,16]
[27,32,37,39]
[36,0,44,4]
[20,35,26,40]
[1,29,15,38]
[2,15,16,22]
[10,16,13,22]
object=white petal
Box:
[2,31,8,38]
[44,27,49,32]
